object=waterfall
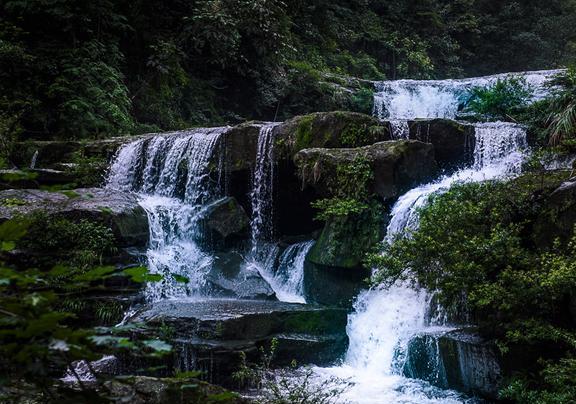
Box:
[373,69,562,138]
[386,121,528,237]
[107,128,227,300]
[30,150,39,169]
[250,123,280,248]
[243,122,290,298]
[270,241,314,303]
[313,73,534,402]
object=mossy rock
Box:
[294,140,438,201]
[275,111,390,157]
[307,206,383,269]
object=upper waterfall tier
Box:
[373,69,563,121]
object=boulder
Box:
[407,119,475,171]
[205,251,277,300]
[199,197,250,243]
[403,329,502,400]
[10,137,143,170]
[0,188,149,247]
[294,140,438,201]
[10,140,83,169]
[306,207,383,270]
[128,299,349,386]
[304,259,371,308]
[275,111,390,157]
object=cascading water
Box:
[271,240,314,303]
[250,123,279,249]
[314,73,534,403]
[107,128,227,301]
[243,122,306,300]
[373,69,562,138]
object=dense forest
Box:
[2,0,576,144]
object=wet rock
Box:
[199,197,250,243]
[128,299,348,386]
[403,329,502,399]
[304,259,370,308]
[294,140,438,201]
[407,119,475,170]
[306,207,383,271]
[203,251,277,300]
[0,188,149,247]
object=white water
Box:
[270,241,314,303]
[314,76,532,402]
[107,128,227,301]
[244,122,309,302]
[373,69,562,138]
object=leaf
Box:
[172,274,189,284]
[142,339,172,353]
[0,219,30,243]
[1,241,16,251]
[123,266,163,283]
[89,335,134,349]
[73,266,116,282]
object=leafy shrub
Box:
[465,76,533,119]
[22,214,116,269]
[311,156,373,220]
[0,218,171,399]
[545,67,576,146]
[369,177,576,401]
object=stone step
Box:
[126,299,349,386]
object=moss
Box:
[294,114,315,151]
[283,310,346,335]
[308,201,383,269]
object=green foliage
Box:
[66,151,108,188]
[465,76,533,119]
[47,41,134,138]
[311,155,373,220]
[370,177,576,400]
[350,87,375,116]
[23,214,116,269]
[2,0,576,141]
[0,217,171,397]
[546,67,576,146]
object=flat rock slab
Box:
[0,188,149,247]
[133,299,347,340]
[128,299,349,385]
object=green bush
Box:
[369,177,576,401]
[545,67,576,146]
[465,76,533,119]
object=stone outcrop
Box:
[205,251,277,300]
[0,188,149,247]
[403,329,502,399]
[199,197,250,243]
[407,119,475,170]
[294,140,438,201]
[128,300,349,386]
[275,111,390,156]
